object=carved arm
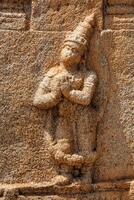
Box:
[62,72,97,106]
[33,76,62,109]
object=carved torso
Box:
[33,13,98,186]
[46,66,84,91]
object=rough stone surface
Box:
[31,0,102,31]
[0,31,65,183]
[95,30,134,182]
[0,0,134,199]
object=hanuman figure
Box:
[33,13,98,186]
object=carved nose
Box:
[65,50,72,57]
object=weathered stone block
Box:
[0,0,32,30]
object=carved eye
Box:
[82,39,85,42]
[72,48,78,54]
[66,46,71,51]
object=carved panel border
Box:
[0,0,32,31]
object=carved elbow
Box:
[78,93,91,105]
[33,94,46,109]
[82,98,91,106]
[33,95,59,109]
[33,96,42,108]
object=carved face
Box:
[60,43,82,66]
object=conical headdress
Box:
[64,13,95,53]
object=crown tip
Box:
[84,13,96,27]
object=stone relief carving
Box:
[33,13,98,186]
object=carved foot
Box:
[52,174,72,186]
[80,166,93,187]
[55,152,84,167]
[65,154,84,167]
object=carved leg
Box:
[55,116,74,150]
[81,166,92,184]
[50,138,72,186]
[51,113,85,184]
[73,107,98,185]
[53,115,74,164]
